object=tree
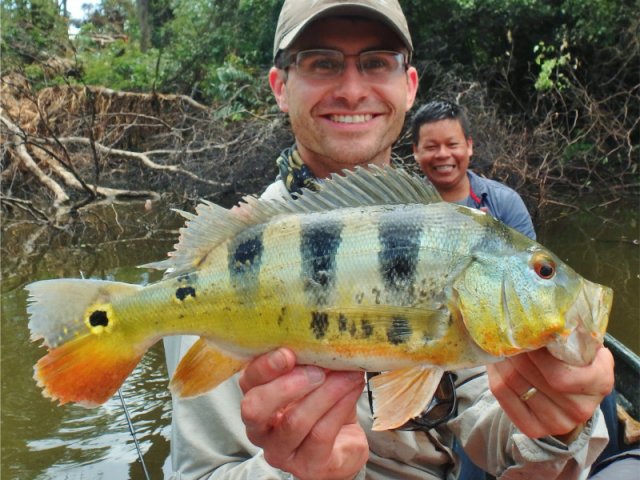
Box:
[137,0,150,51]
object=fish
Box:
[26,166,612,431]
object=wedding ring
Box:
[520,387,538,402]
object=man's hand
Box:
[488,346,614,441]
[239,348,369,480]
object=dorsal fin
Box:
[142,166,442,276]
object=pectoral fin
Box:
[369,366,444,431]
[170,338,248,398]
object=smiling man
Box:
[166,2,612,479]
[412,100,536,240]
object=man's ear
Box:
[467,136,474,157]
[269,67,289,112]
[405,66,419,110]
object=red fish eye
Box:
[534,258,556,279]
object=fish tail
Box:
[26,279,148,407]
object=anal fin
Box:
[170,338,248,398]
[370,366,444,431]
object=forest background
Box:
[1,0,638,225]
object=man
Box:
[166,1,613,479]
[411,100,535,239]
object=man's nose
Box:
[332,59,369,105]
[435,145,450,157]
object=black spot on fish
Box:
[372,287,381,305]
[310,311,329,339]
[176,286,196,301]
[349,319,357,337]
[278,306,287,325]
[301,219,342,306]
[361,319,374,338]
[387,316,412,345]
[89,310,109,327]
[338,313,347,332]
[378,213,423,296]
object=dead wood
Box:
[1,74,271,225]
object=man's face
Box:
[412,119,473,192]
[270,17,418,178]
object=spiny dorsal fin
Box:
[292,165,442,210]
[143,166,441,275]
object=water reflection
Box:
[1,197,638,479]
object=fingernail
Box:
[267,350,288,371]
[304,366,325,385]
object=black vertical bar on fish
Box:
[377,209,423,302]
[228,224,265,295]
[300,216,343,307]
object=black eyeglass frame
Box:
[366,370,458,431]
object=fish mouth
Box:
[547,279,613,366]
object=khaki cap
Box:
[273,0,413,60]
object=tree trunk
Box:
[137,0,151,52]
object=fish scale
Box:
[25,166,612,430]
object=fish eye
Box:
[532,254,556,279]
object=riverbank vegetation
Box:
[1,0,638,227]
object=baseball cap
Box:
[273,0,413,61]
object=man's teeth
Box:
[330,114,373,123]
[434,165,455,172]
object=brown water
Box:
[1,198,638,479]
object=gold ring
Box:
[520,387,538,402]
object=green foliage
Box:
[79,39,160,91]
[205,54,272,120]
[160,0,282,99]
[1,0,69,68]
[404,0,632,106]
[533,41,572,91]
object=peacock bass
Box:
[26,166,612,430]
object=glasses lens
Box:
[360,51,404,77]
[295,50,343,78]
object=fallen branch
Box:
[1,109,69,207]
[54,136,231,188]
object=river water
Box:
[1,197,638,479]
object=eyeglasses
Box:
[367,371,457,431]
[282,49,408,80]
